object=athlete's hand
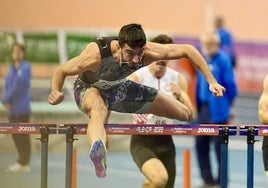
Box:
[48,90,64,105]
[170,82,182,98]
[209,83,226,97]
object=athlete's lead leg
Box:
[81,88,109,178]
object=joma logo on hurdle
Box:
[197,128,215,133]
[18,126,36,132]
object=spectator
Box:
[128,34,195,188]
[1,43,32,173]
[214,16,237,68]
[258,74,268,183]
[195,32,238,188]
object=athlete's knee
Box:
[178,106,190,121]
[90,101,108,118]
[91,97,107,110]
[83,92,108,117]
[152,175,168,188]
[146,173,168,188]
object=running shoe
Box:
[89,140,107,178]
[5,162,31,173]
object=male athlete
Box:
[48,23,225,178]
[128,34,195,188]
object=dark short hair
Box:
[150,34,174,44]
[118,23,146,48]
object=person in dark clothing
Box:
[2,43,32,173]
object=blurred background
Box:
[0,0,267,187]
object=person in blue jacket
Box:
[195,32,238,188]
[1,43,32,173]
[214,16,236,68]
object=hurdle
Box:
[0,123,266,188]
[239,125,261,188]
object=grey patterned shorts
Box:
[73,78,158,113]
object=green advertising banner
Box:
[66,34,96,59]
[0,32,16,63]
[23,33,59,63]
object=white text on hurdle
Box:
[197,128,215,133]
[18,126,36,132]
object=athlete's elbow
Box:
[182,44,197,57]
[53,65,65,76]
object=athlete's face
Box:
[121,44,145,67]
[150,60,168,78]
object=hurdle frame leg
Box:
[65,126,76,188]
[220,126,229,188]
[38,125,49,188]
[247,127,255,188]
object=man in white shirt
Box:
[128,34,195,188]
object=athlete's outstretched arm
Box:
[144,42,226,97]
[48,42,100,105]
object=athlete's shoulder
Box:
[90,36,118,59]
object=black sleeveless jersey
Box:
[78,37,144,84]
